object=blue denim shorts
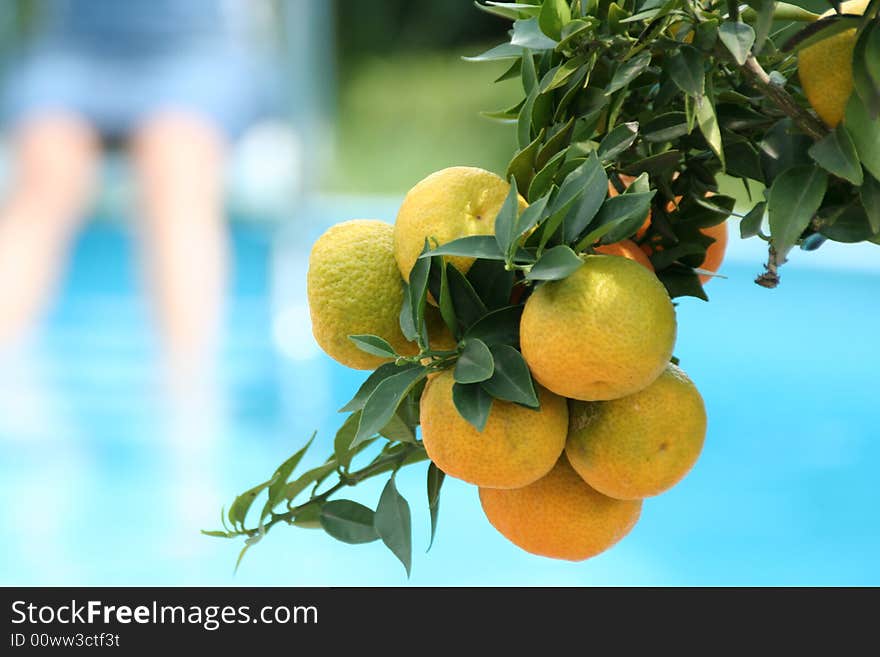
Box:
[3,41,275,138]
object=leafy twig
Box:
[737,53,829,141]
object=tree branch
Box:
[738,54,829,141]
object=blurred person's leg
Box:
[0,114,99,348]
[131,112,228,369]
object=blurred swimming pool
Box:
[1,198,878,586]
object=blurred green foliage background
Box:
[328,0,833,195]
[330,1,517,194]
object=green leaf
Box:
[517,87,538,149]
[354,366,428,446]
[539,0,570,40]
[511,17,559,50]
[767,166,828,255]
[454,338,495,384]
[543,56,587,92]
[466,259,515,310]
[425,235,505,260]
[494,176,523,258]
[340,362,417,413]
[667,46,705,97]
[463,305,523,346]
[407,241,431,343]
[291,501,323,529]
[437,257,459,339]
[447,265,489,329]
[656,264,708,301]
[555,18,594,51]
[320,500,379,545]
[334,412,361,471]
[752,0,777,55]
[759,119,813,182]
[844,94,880,180]
[528,150,566,200]
[808,125,864,185]
[284,461,338,502]
[597,122,639,161]
[462,42,524,62]
[399,283,416,342]
[589,190,655,246]
[860,172,880,234]
[348,334,398,359]
[426,462,445,551]
[375,476,413,576]
[452,382,494,431]
[718,22,756,65]
[380,412,417,444]
[740,201,766,238]
[507,130,543,192]
[642,112,690,143]
[535,118,575,170]
[516,191,551,240]
[261,433,316,519]
[481,345,539,408]
[696,95,725,166]
[605,51,651,94]
[853,20,880,118]
[552,151,600,212]
[228,479,272,530]
[526,245,583,281]
[819,204,877,242]
[561,151,608,243]
[520,48,538,94]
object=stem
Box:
[242,444,427,538]
[737,54,829,141]
[755,245,785,288]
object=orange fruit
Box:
[479,456,642,561]
[566,364,707,500]
[594,239,654,271]
[420,370,568,489]
[698,221,728,284]
[520,255,676,401]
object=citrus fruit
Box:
[520,255,676,401]
[393,166,527,281]
[420,370,568,489]
[566,364,707,500]
[698,221,728,283]
[307,219,416,370]
[798,0,870,127]
[479,456,642,561]
[594,239,654,271]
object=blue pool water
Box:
[1,199,878,586]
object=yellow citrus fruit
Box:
[393,166,527,281]
[479,456,642,561]
[566,364,707,500]
[307,219,416,370]
[420,369,568,489]
[798,0,870,127]
[520,255,676,401]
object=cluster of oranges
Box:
[308,166,722,561]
